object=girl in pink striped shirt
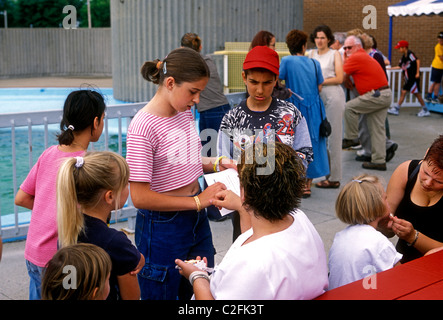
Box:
[126,47,235,300]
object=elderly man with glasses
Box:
[341,35,392,171]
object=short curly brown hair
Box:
[286,29,308,55]
[237,142,305,222]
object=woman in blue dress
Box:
[279,29,329,198]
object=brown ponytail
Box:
[140,47,210,86]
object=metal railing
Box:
[0,102,145,241]
[0,93,246,242]
[387,67,432,107]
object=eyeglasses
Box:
[343,45,354,51]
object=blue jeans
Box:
[199,103,231,220]
[26,259,45,300]
[199,103,231,150]
[135,208,215,300]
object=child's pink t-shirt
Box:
[20,145,84,267]
[126,109,203,193]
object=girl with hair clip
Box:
[42,243,112,300]
[181,33,232,222]
[57,151,144,300]
[328,174,402,290]
[14,89,106,300]
[127,47,236,300]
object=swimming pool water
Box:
[0,87,130,220]
[0,87,128,114]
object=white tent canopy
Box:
[388,0,443,17]
[387,0,443,61]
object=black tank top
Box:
[395,160,443,263]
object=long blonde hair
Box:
[335,174,386,225]
[57,151,129,248]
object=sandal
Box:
[303,178,312,198]
[302,188,311,198]
[315,180,340,189]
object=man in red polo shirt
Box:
[342,35,392,171]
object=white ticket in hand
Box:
[204,168,240,216]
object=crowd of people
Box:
[5,27,443,300]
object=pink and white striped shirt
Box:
[126,109,203,193]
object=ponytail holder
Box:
[156,61,167,74]
[68,125,75,131]
[75,156,84,168]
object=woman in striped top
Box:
[126,47,235,300]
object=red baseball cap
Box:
[243,46,279,76]
[394,40,409,49]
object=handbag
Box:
[311,58,332,137]
[319,116,332,137]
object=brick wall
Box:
[303,0,442,67]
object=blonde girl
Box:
[42,243,112,300]
[126,47,236,300]
[328,174,402,290]
[14,89,106,300]
[57,151,144,300]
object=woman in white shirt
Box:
[176,142,329,300]
[309,25,345,189]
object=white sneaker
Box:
[417,109,431,117]
[387,106,399,115]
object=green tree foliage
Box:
[0,0,17,27]
[78,0,110,28]
[1,0,110,28]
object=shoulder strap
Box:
[310,58,318,84]
[408,160,421,181]
[311,58,326,120]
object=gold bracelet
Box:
[193,196,201,212]
[213,156,227,172]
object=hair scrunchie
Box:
[75,156,84,168]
